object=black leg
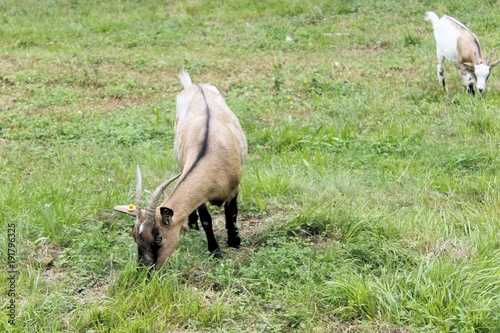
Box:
[225,196,241,248]
[468,83,475,96]
[438,67,446,91]
[197,204,222,258]
[188,210,199,230]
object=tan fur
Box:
[161,86,244,215]
[458,37,483,76]
[152,223,183,268]
[444,17,482,68]
[114,74,247,270]
[154,82,246,269]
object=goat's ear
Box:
[489,59,500,69]
[159,207,174,226]
[114,205,143,217]
[463,62,475,71]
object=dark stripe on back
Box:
[174,84,211,189]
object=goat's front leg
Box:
[224,196,241,248]
[467,83,475,96]
[187,210,199,230]
[197,203,222,258]
[458,67,475,96]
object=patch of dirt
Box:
[423,238,470,262]
[381,66,421,78]
[204,208,339,253]
[181,264,211,284]
[212,210,290,242]
[26,240,109,305]
[26,241,75,290]
[26,240,61,270]
[314,321,412,333]
[74,283,109,304]
[356,41,390,53]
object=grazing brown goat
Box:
[114,71,247,269]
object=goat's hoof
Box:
[211,248,223,259]
[227,236,241,249]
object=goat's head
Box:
[463,52,500,93]
[114,165,181,270]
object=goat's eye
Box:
[154,236,162,245]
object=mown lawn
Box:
[1,0,500,332]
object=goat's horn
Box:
[487,53,493,66]
[474,52,480,65]
[145,173,182,222]
[135,165,143,221]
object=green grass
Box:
[2,0,500,332]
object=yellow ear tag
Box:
[127,204,136,212]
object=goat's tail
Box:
[424,11,439,26]
[178,70,192,89]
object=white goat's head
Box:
[463,52,500,93]
[114,166,181,270]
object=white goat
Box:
[114,71,247,270]
[425,11,499,95]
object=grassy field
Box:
[1,0,500,332]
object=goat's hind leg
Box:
[224,196,241,249]
[437,52,448,92]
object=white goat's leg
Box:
[436,53,447,92]
[437,64,447,91]
[457,66,475,96]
